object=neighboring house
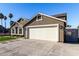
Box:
[11,18,28,36]
[65,28,78,43]
[24,13,67,42]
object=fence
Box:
[0,33,10,36]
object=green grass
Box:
[0,36,16,42]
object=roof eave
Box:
[38,13,67,22]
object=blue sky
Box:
[0,3,79,28]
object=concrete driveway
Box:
[0,38,79,56]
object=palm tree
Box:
[10,21,15,26]
[0,13,4,26]
[9,13,13,37]
[4,16,7,28]
[9,13,13,27]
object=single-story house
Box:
[24,13,67,42]
[11,18,29,36]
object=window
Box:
[38,15,41,19]
[15,27,18,34]
[19,28,22,34]
[36,15,42,21]
[12,28,14,34]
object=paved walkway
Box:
[0,38,79,56]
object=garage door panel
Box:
[29,26,58,41]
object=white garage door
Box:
[28,25,59,41]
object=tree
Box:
[9,13,13,26]
[8,13,13,37]
[10,21,15,26]
[4,16,7,28]
[0,13,4,26]
[66,25,71,28]
[77,25,79,29]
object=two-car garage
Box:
[24,13,66,42]
[26,24,59,42]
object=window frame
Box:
[12,28,15,34]
[15,27,18,34]
[36,15,42,21]
[19,27,22,34]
